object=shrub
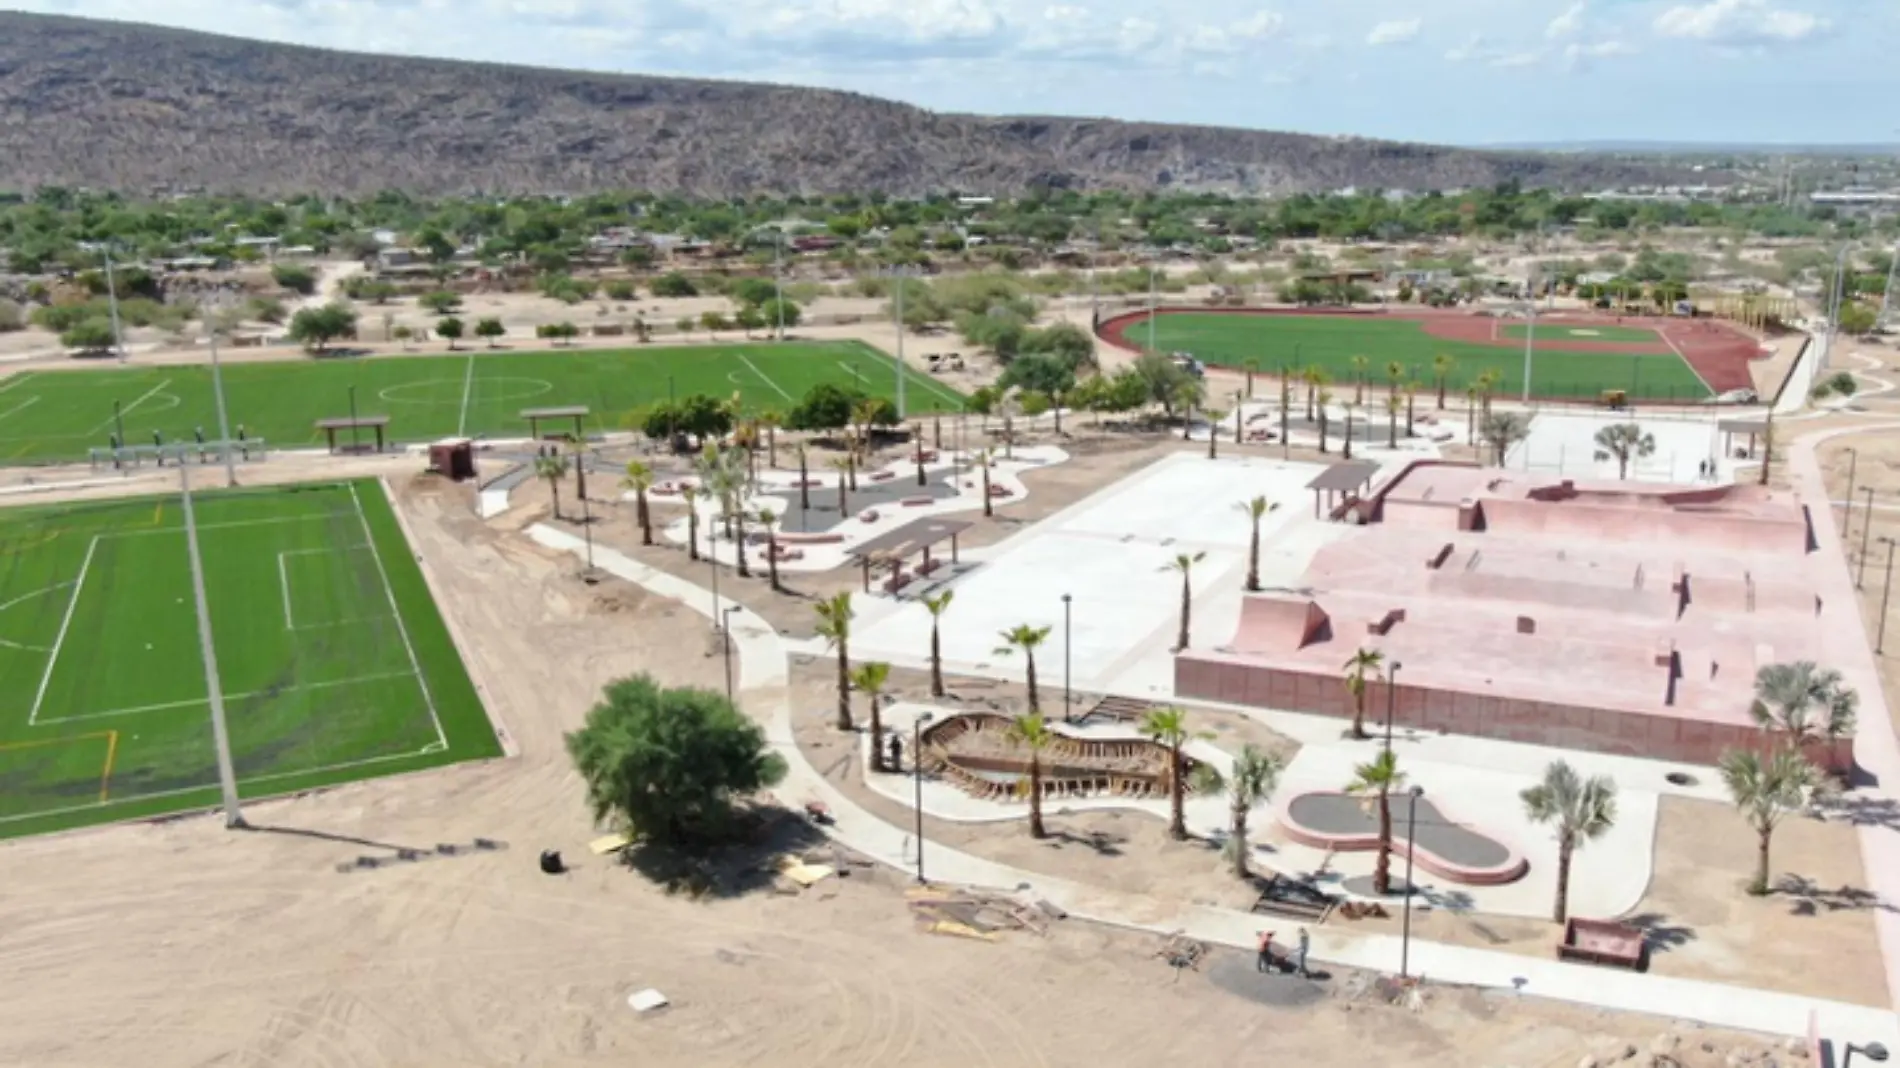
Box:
[271,264,317,295]
[652,271,698,298]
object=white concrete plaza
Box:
[1507,409,1741,484]
[842,452,1345,696]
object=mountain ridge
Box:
[0,11,1693,198]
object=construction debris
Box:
[907,886,1054,939]
[1155,932,1207,978]
[1336,900,1390,921]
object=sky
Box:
[11,0,1899,146]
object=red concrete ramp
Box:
[1231,594,1328,653]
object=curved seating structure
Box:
[1278,790,1528,886]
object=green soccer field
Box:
[1122,313,1709,401]
[0,340,967,463]
[0,480,498,838]
[1496,323,1663,344]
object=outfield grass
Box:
[0,340,967,463]
[1133,313,1709,401]
[1497,323,1662,344]
[0,480,497,838]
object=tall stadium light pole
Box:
[1860,487,1875,589]
[1520,299,1537,404]
[205,299,238,488]
[1880,238,1900,332]
[773,229,786,341]
[180,457,245,828]
[1826,244,1852,372]
[882,265,917,420]
[1879,537,1898,656]
[104,246,127,365]
[1147,262,1159,353]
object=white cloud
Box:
[1366,18,1420,45]
[1180,10,1283,54]
[1545,1,1585,39]
[1444,33,1491,61]
[1491,50,1545,68]
[1653,0,1827,44]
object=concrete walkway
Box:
[525,523,1900,1047]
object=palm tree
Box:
[1346,749,1408,895]
[1404,379,1419,436]
[1481,411,1532,466]
[1749,661,1857,753]
[1349,355,1370,404]
[795,443,812,511]
[759,409,783,468]
[1204,407,1222,459]
[1226,744,1286,879]
[829,456,851,515]
[1237,496,1276,591]
[1342,647,1385,739]
[1758,416,1776,487]
[1385,360,1404,408]
[1475,370,1499,420]
[1141,706,1202,840]
[1384,393,1401,448]
[683,485,702,561]
[1342,401,1356,460]
[1464,386,1480,446]
[976,449,995,518]
[1315,388,1333,453]
[1162,551,1207,649]
[1302,366,1326,421]
[851,661,893,771]
[699,445,751,578]
[1720,746,1817,895]
[1008,713,1057,838]
[922,590,954,697]
[814,593,855,730]
[1592,423,1657,480]
[1433,353,1455,409]
[535,452,569,520]
[616,461,654,545]
[1521,760,1618,923]
[756,507,783,591]
[994,624,1053,713]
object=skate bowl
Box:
[919,713,1206,804]
[1280,790,1528,886]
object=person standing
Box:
[1296,927,1311,978]
[1256,930,1275,973]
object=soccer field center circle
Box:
[377,376,556,406]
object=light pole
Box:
[1846,1041,1892,1067]
[103,245,127,364]
[721,605,740,702]
[709,518,723,635]
[881,265,919,420]
[204,299,239,487]
[1880,537,1898,655]
[913,710,934,884]
[347,385,361,455]
[1844,447,1860,536]
[1859,486,1875,589]
[1519,299,1537,403]
[1147,262,1159,353]
[1384,660,1403,753]
[1061,593,1073,722]
[179,456,245,828]
[1400,786,1423,979]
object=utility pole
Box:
[1147,262,1159,353]
[1520,296,1537,404]
[180,457,245,828]
[205,298,238,487]
[103,246,127,364]
[882,265,917,420]
[773,228,786,341]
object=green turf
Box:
[0,340,966,463]
[1128,313,1709,401]
[0,479,498,838]
[1497,323,1662,344]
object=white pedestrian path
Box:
[526,517,1900,1047]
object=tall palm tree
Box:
[814,593,856,731]
[1433,353,1455,409]
[1141,706,1203,840]
[1592,423,1657,481]
[1204,407,1222,459]
[535,452,569,520]
[699,445,751,578]
[1237,496,1276,591]
[1758,416,1776,487]
[922,590,954,698]
[1008,713,1057,838]
[759,409,783,468]
[1226,744,1286,879]
[995,624,1053,714]
[621,460,656,546]
[795,443,812,511]
[1750,661,1857,754]
[1162,551,1207,649]
[1342,401,1356,460]
[1720,746,1816,895]
[1403,379,1419,436]
[1521,760,1618,923]
[829,456,852,515]
[683,484,701,561]
[1384,393,1402,448]
[1385,360,1404,406]
[851,661,893,771]
[1315,388,1333,454]
[1342,647,1385,739]
[756,507,783,591]
[1302,366,1326,421]
[1349,355,1370,404]
[1464,385,1480,447]
[976,449,995,518]
[1346,749,1408,895]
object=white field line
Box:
[0,744,446,825]
[86,378,173,436]
[277,552,296,629]
[1657,325,1718,398]
[0,395,40,424]
[28,537,97,726]
[0,373,31,397]
[0,638,50,652]
[853,343,965,407]
[0,582,73,615]
[44,670,422,725]
[106,512,357,539]
[737,353,794,402]
[350,483,447,751]
[456,353,477,436]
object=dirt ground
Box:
[0,469,1807,1068]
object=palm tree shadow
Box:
[239,822,424,853]
[1621,911,1697,953]
[1810,794,1900,831]
[1774,874,1896,915]
[1045,829,1127,856]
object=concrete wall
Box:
[1175,655,1855,773]
[1476,496,1808,555]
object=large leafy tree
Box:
[564,673,786,846]
[1720,746,1816,895]
[286,302,357,353]
[1345,749,1407,896]
[1520,760,1617,923]
[1592,422,1656,480]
